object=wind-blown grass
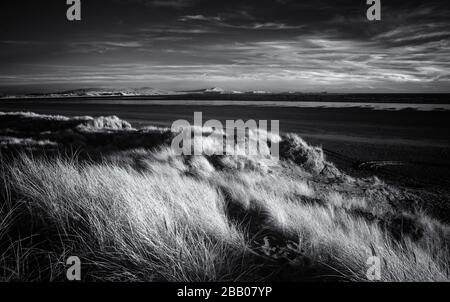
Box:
[0,112,449,281]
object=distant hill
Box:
[179,87,277,95]
[1,87,256,99]
[180,87,228,94]
[1,87,179,99]
[0,87,319,99]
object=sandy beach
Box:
[1,98,449,189]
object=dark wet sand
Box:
[1,99,449,189]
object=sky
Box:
[0,0,449,93]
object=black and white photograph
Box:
[0,0,449,288]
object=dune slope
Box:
[0,112,449,281]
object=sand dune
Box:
[0,112,449,281]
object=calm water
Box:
[6,99,449,111]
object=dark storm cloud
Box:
[0,0,449,93]
[126,0,200,9]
